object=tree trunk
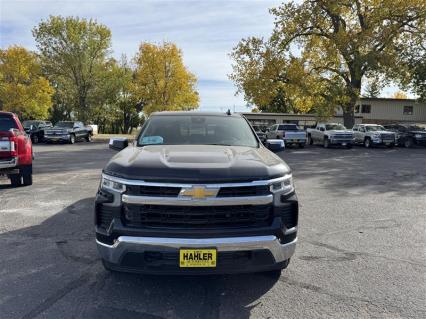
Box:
[343,108,355,129]
[343,73,362,128]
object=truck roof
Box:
[150,111,242,118]
[0,111,16,117]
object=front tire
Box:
[85,134,92,142]
[307,134,313,145]
[69,134,75,144]
[299,143,305,148]
[364,138,372,148]
[32,135,39,144]
[323,138,330,148]
[404,138,413,148]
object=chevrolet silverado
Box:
[95,112,298,275]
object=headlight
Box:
[270,174,294,195]
[415,134,422,138]
[101,175,126,193]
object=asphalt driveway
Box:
[0,143,425,319]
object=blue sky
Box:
[0,0,283,112]
[0,0,403,112]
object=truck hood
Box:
[103,145,290,183]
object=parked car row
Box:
[23,120,93,144]
[254,122,426,149]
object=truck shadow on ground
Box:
[0,198,279,319]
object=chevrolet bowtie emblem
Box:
[179,186,219,199]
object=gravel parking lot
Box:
[0,143,425,319]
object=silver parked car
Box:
[352,124,396,148]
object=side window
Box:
[403,106,413,115]
[361,104,371,113]
[352,126,358,131]
[355,105,360,113]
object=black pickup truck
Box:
[23,120,53,144]
[384,123,426,148]
[96,112,298,275]
[44,121,93,144]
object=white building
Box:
[241,98,426,129]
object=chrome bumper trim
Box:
[97,235,297,265]
[102,173,292,188]
[122,194,273,206]
[0,157,17,169]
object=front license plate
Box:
[179,249,217,268]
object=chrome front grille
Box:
[125,184,271,198]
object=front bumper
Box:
[97,234,297,274]
[44,134,70,142]
[329,138,353,145]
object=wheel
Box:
[299,143,305,148]
[364,138,371,148]
[69,134,75,144]
[32,135,39,144]
[404,138,413,148]
[386,143,395,148]
[307,134,313,145]
[10,175,22,187]
[85,134,92,142]
[22,173,32,186]
[323,138,329,148]
[346,144,353,149]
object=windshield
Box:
[406,125,425,131]
[23,121,40,128]
[325,124,346,130]
[365,125,385,132]
[278,124,299,131]
[138,115,259,147]
[55,122,74,128]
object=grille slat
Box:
[97,205,114,229]
[217,185,270,197]
[123,204,272,228]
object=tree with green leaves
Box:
[91,56,141,134]
[0,46,54,119]
[33,15,112,122]
[132,42,199,115]
[231,0,426,127]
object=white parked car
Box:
[266,124,307,148]
[307,123,354,148]
[352,124,396,148]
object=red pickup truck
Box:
[0,112,33,186]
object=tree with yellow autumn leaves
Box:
[132,42,199,116]
[231,0,426,127]
[0,46,54,119]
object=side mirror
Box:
[109,138,129,151]
[265,139,285,152]
[319,127,325,132]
